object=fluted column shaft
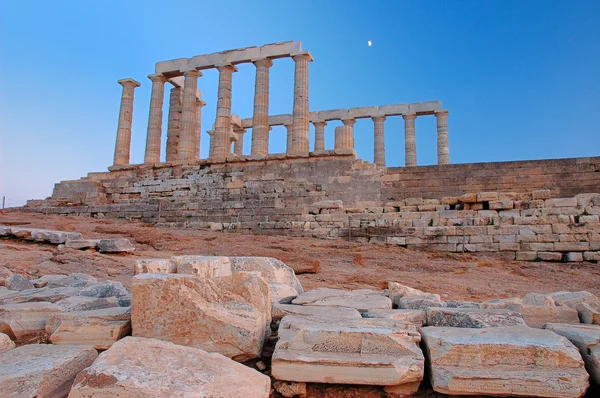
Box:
[340,119,356,150]
[291,53,312,155]
[213,65,237,160]
[334,126,344,149]
[194,97,206,159]
[114,78,140,166]
[313,121,326,151]
[234,128,245,156]
[165,87,182,162]
[178,70,201,161]
[285,124,294,154]
[403,113,417,167]
[435,110,450,165]
[207,129,215,158]
[372,116,386,166]
[251,58,273,156]
[144,74,167,163]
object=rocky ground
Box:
[1,211,600,301]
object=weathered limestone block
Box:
[33,273,98,289]
[523,292,556,306]
[0,287,18,303]
[229,257,304,296]
[363,309,426,326]
[177,256,232,278]
[0,302,61,343]
[68,337,270,398]
[5,275,34,291]
[46,306,131,350]
[545,323,600,384]
[270,282,301,304]
[96,238,135,253]
[446,300,481,308]
[0,344,97,398]
[480,297,522,309]
[399,295,446,310]
[0,332,15,353]
[77,281,131,306]
[272,316,424,388]
[133,258,177,275]
[6,286,82,304]
[388,282,437,307]
[272,303,362,322]
[421,326,589,397]
[65,239,101,249]
[426,307,526,328]
[550,291,598,308]
[520,305,581,328]
[55,296,119,312]
[132,272,271,361]
[291,288,391,313]
[575,302,600,325]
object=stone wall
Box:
[23,154,600,261]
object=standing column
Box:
[291,52,313,155]
[144,74,167,163]
[285,123,294,154]
[313,121,326,151]
[334,126,344,150]
[251,58,273,156]
[178,69,201,161]
[207,128,215,158]
[165,86,182,162]
[194,96,206,160]
[372,116,386,166]
[435,110,450,165]
[113,78,140,166]
[213,64,237,161]
[403,113,417,167]
[341,118,356,150]
[234,128,246,156]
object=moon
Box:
[368,40,372,47]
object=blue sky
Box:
[1,1,599,207]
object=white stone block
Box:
[269,114,293,126]
[260,41,302,59]
[348,106,378,119]
[318,109,349,121]
[155,58,188,74]
[225,46,261,64]
[378,103,409,116]
[408,101,442,114]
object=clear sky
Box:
[1,0,599,207]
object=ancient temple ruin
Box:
[112,41,449,169]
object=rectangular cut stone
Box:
[224,46,260,64]
[408,101,442,114]
[421,326,589,397]
[520,305,581,328]
[269,114,293,126]
[363,309,426,326]
[260,41,302,58]
[155,58,188,74]
[318,109,349,121]
[272,316,424,387]
[348,106,378,119]
[378,104,409,116]
[272,304,362,322]
[426,308,526,328]
[550,291,598,308]
[0,302,61,343]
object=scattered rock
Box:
[575,302,600,325]
[270,282,301,304]
[39,273,98,288]
[445,300,481,308]
[550,291,599,308]
[132,272,271,361]
[5,275,34,291]
[177,255,233,278]
[77,280,131,306]
[0,344,97,398]
[68,337,271,398]
[273,381,307,398]
[421,326,589,397]
[522,292,556,306]
[520,305,581,328]
[0,332,15,353]
[399,295,446,310]
[0,266,14,279]
[55,296,119,312]
[272,303,362,323]
[363,309,427,326]
[230,256,304,296]
[9,286,82,304]
[388,282,434,306]
[0,287,18,303]
[0,302,61,343]
[46,306,131,350]
[426,307,526,328]
[133,258,177,275]
[272,316,424,388]
[292,288,391,313]
[96,238,135,253]
[479,297,522,309]
[64,239,101,249]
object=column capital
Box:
[312,121,327,127]
[372,116,386,122]
[434,110,449,118]
[291,51,314,63]
[148,74,167,83]
[118,78,140,88]
[233,127,247,134]
[216,64,238,73]
[196,98,207,106]
[182,69,201,78]
[252,58,274,68]
[341,118,356,126]
[402,113,417,121]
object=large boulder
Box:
[426,307,526,328]
[229,256,304,296]
[545,323,600,384]
[421,326,589,397]
[0,302,61,343]
[46,306,131,350]
[291,288,391,313]
[68,337,270,398]
[520,305,581,328]
[0,332,15,353]
[0,344,97,398]
[132,272,271,361]
[272,315,424,391]
[133,258,177,275]
[96,238,135,253]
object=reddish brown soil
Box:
[2,211,599,301]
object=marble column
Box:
[194,97,206,159]
[285,123,294,154]
[114,78,140,166]
[165,87,182,162]
[341,118,356,150]
[435,110,450,165]
[207,128,215,158]
[251,58,273,156]
[291,52,313,155]
[213,64,237,161]
[313,121,326,151]
[372,116,386,166]
[234,128,246,156]
[144,74,167,164]
[178,69,201,161]
[334,126,344,150]
[403,113,417,167]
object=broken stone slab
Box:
[176,255,233,278]
[479,297,522,309]
[55,296,119,312]
[445,300,481,308]
[5,275,34,291]
[522,292,556,306]
[363,309,427,326]
[399,294,446,310]
[520,305,581,328]
[46,306,131,350]
[77,280,131,306]
[550,291,599,308]
[229,257,304,296]
[0,302,61,343]
[272,315,424,389]
[64,239,101,250]
[291,288,390,313]
[575,302,600,325]
[132,272,271,362]
[0,332,15,353]
[96,238,135,253]
[0,344,97,398]
[8,286,82,304]
[30,228,84,244]
[388,282,436,307]
[33,273,98,288]
[426,307,526,328]
[133,258,177,275]
[68,337,270,398]
[421,326,589,397]
[544,323,600,384]
[0,287,18,303]
[270,282,300,304]
[272,303,362,323]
